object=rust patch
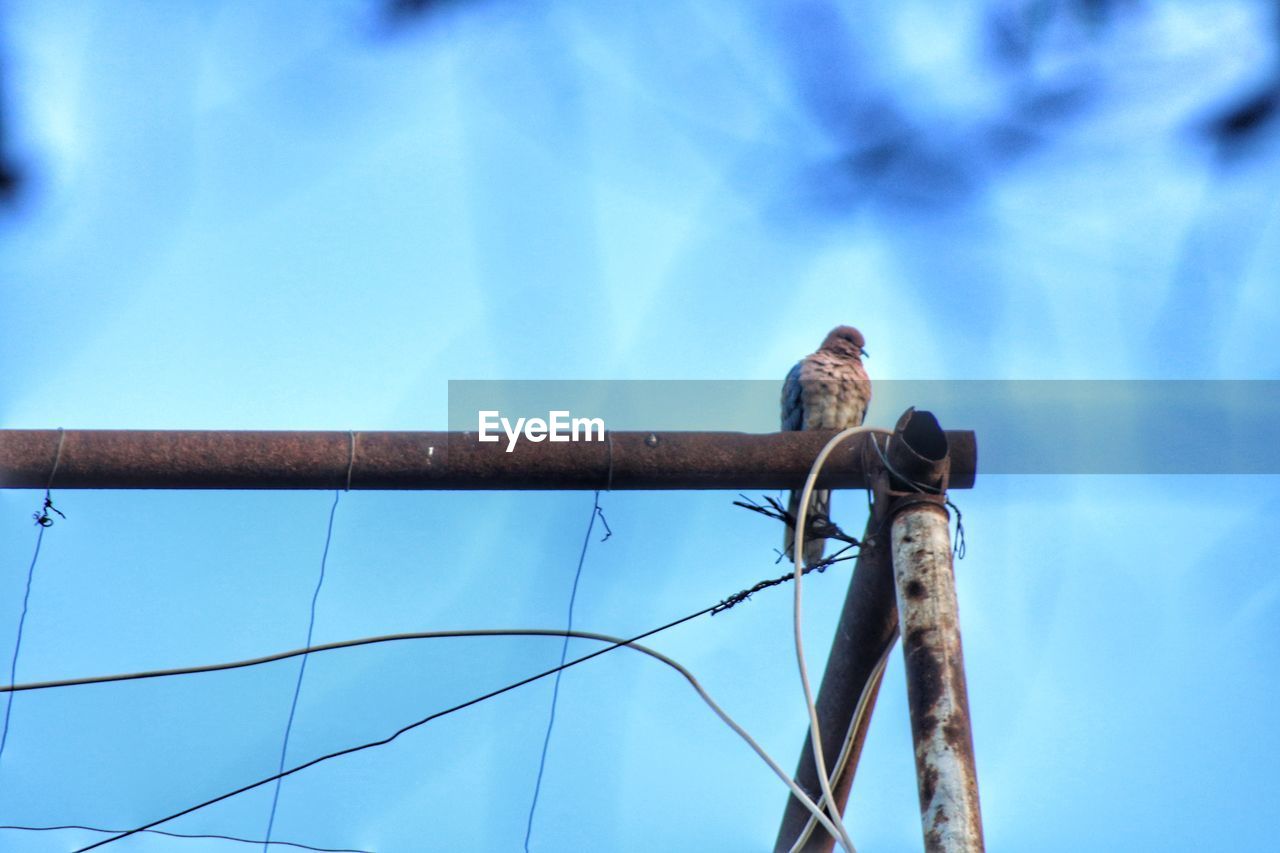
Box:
[905,629,945,737]
[913,709,939,743]
[944,710,974,754]
[918,763,940,812]
[905,579,927,600]
[923,807,953,852]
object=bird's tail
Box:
[784,488,830,567]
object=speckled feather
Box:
[780,326,871,566]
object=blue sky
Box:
[2,1,1279,851]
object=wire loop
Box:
[344,431,357,492]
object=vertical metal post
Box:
[890,498,984,852]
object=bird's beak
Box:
[860,348,869,358]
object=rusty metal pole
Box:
[886,411,984,852]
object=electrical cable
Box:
[524,491,603,852]
[0,427,65,768]
[0,523,47,767]
[264,486,343,852]
[790,425,891,853]
[786,631,895,853]
[65,619,844,851]
[0,823,370,852]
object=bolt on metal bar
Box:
[0,430,976,491]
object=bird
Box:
[780,325,872,566]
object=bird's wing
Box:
[780,360,805,431]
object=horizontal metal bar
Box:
[0,429,976,491]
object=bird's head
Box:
[820,325,868,359]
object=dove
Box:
[780,326,872,566]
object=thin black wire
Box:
[603,431,614,493]
[1,429,65,768]
[0,823,371,852]
[0,522,47,766]
[74,606,716,852]
[870,434,936,495]
[946,498,966,559]
[524,490,602,852]
[710,544,857,614]
[872,434,967,558]
[264,489,342,852]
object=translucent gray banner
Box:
[448,380,1280,474]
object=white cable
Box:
[633,639,849,847]
[787,632,895,853]
[3,627,847,848]
[792,425,892,853]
